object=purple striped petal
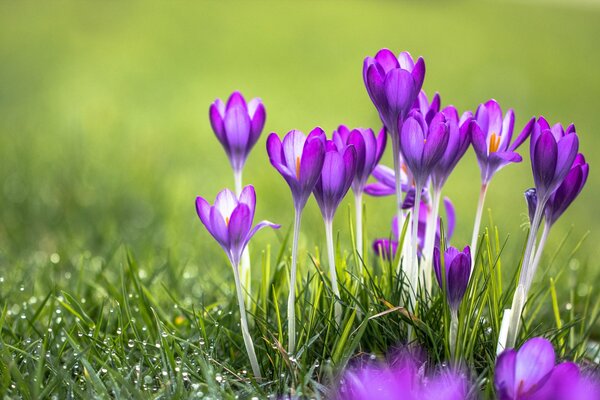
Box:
[195,196,211,228]
[533,132,558,192]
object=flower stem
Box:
[450,309,459,359]
[408,185,422,307]
[391,133,405,274]
[234,170,252,306]
[469,183,489,268]
[230,258,261,379]
[422,189,441,294]
[526,222,550,293]
[354,191,364,263]
[505,201,546,349]
[325,220,342,325]
[288,208,302,355]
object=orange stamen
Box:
[295,156,301,179]
[225,216,230,226]
[489,133,501,153]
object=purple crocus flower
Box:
[313,141,357,221]
[471,99,535,184]
[430,106,473,191]
[363,49,426,131]
[530,117,580,201]
[195,186,280,266]
[398,111,450,188]
[194,185,279,378]
[336,351,471,400]
[332,125,387,195]
[209,92,266,173]
[545,153,589,226]
[266,128,326,211]
[433,246,471,311]
[494,337,584,400]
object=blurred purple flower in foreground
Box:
[495,337,600,400]
[336,351,471,400]
[209,91,266,173]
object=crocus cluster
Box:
[194,48,590,384]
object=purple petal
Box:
[495,349,517,400]
[411,57,426,92]
[553,134,579,187]
[422,118,449,171]
[443,197,456,241]
[238,185,256,221]
[399,116,425,171]
[364,182,395,197]
[209,101,226,142]
[348,130,367,180]
[508,117,535,152]
[195,196,211,228]
[533,132,558,192]
[375,48,400,72]
[214,189,238,219]
[470,122,488,160]
[248,220,281,241]
[397,51,415,70]
[385,68,416,119]
[484,99,503,136]
[282,130,308,174]
[249,100,266,145]
[226,91,247,111]
[266,133,284,166]
[227,204,253,263]
[498,109,515,151]
[514,337,556,394]
[209,206,229,248]
[447,251,470,308]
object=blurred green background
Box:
[0,0,599,299]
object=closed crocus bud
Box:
[524,188,538,224]
[332,125,387,195]
[471,99,535,184]
[266,128,326,211]
[412,91,441,125]
[209,92,266,173]
[399,111,450,188]
[313,141,357,221]
[530,117,579,201]
[545,153,588,226]
[433,246,471,311]
[363,49,426,132]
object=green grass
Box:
[1,0,600,398]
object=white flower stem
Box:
[422,189,441,294]
[526,222,550,293]
[450,309,459,359]
[391,133,405,274]
[325,219,342,325]
[234,170,252,306]
[288,208,302,355]
[469,183,489,268]
[230,258,261,379]
[354,191,364,263]
[505,201,546,349]
[408,185,423,307]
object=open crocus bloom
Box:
[363,49,426,131]
[332,125,387,195]
[313,141,356,221]
[471,99,534,184]
[493,337,596,400]
[209,91,266,172]
[530,117,580,201]
[195,185,279,266]
[266,128,326,211]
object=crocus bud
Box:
[363,49,425,132]
[209,92,266,172]
[530,117,579,201]
[524,188,537,224]
[545,153,588,226]
[433,246,471,311]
